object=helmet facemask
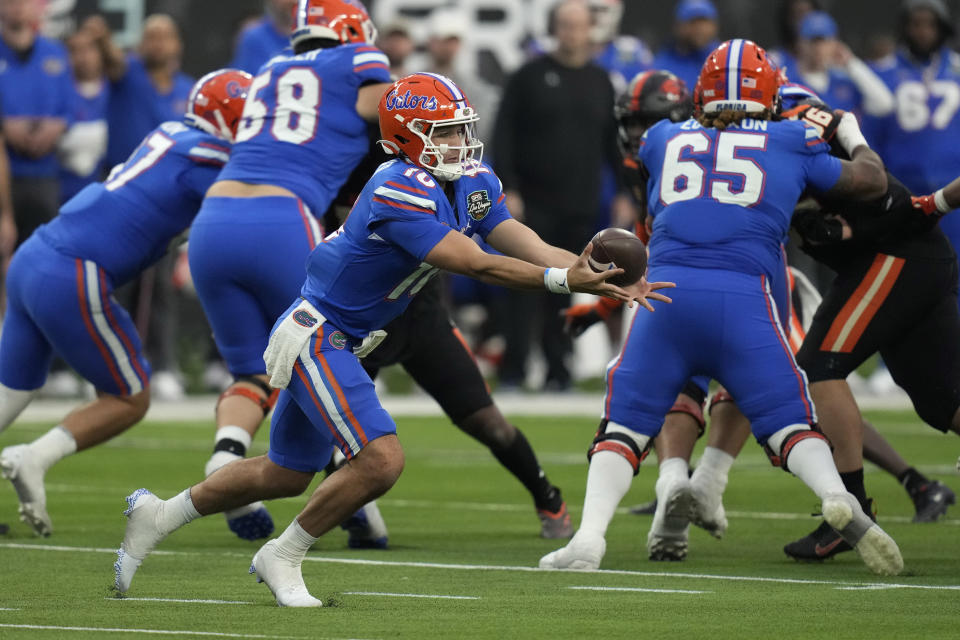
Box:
[408,107,483,182]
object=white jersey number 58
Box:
[236,67,321,145]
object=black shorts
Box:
[797,252,960,431]
[361,278,493,423]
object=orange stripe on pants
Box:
[820,254,905,354]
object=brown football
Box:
[587,228,647,287]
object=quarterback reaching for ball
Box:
[113,71,674,606]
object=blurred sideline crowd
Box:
[0,0,958,398]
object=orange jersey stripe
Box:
[385,180,429,196]
[371,196,436,215]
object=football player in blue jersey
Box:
[183,0,394,543]
[0,69,252,537]
[541,39,905,576]
[113,71,673,606]
[864,0,960,256]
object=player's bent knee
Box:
[260,456,313,496]
[763,424,831,472]
[587,419,652,475]
[217,375,279,417]
[354,435,405,493]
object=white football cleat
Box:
[114,489,168,594]
[821,492,903,576]
[647,476,693,561]
[250,540,322,607]
[0,444,52,537]
[539,531,606,570]
[689,477,728,540]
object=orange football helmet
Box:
[378,73,483,182]
[698,39,781,114]
[291,0,377,49]
[184,69,253,142]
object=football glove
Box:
[782,104,842,142]
[793,209,844,245]
[263,298,324,389]
[562,297,621,337]
[911,194,939,216]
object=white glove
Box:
[353,330,387,358]
[263,298,324,389]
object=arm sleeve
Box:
[373,216,453,262]
[845,57,895,117]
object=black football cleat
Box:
[783,521,852,562]
[910,480,956,523]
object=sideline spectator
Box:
[652,0,720,91]
[93,13,193,168]
[789,12,895,116]
[0,0,72,247]
[58,25,108,203]
[230,0,296,74]
[589,0,652,93]
[377,19,414,78]
[768,0,821,76]
[493,0,618,391]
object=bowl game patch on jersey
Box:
[467,190,491,221]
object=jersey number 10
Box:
[236,67,321,145]
[659,131,767,207]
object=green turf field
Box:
[0,408,957,639]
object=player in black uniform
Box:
[321,125,573,542]
[781,93,960,561]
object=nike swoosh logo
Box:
[814,537,845,556]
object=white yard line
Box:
[343,591,479,600]
[568,586,710,595]
[3,541,959,591]
[0,608,21,611]
[107,597,254,605]
[0,624,300,639]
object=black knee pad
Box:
[587,419,651,476]
[764,425,831,473]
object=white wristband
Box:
[934,189,951,214]
[543,267,571,294]
[836,112,869,156]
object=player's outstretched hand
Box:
[911,194,940,216]
[263,299,324,389]
[566,243,674,312]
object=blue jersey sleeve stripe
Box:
[188,146,230,164]
[371,196,436,216]
[353,52,389,67]
[373,186,437,211]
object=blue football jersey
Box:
[37,121,228,285]
[864,48,960,197]
[219,42,391,216]
[639,117,842,279]
[301,160,511,338]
